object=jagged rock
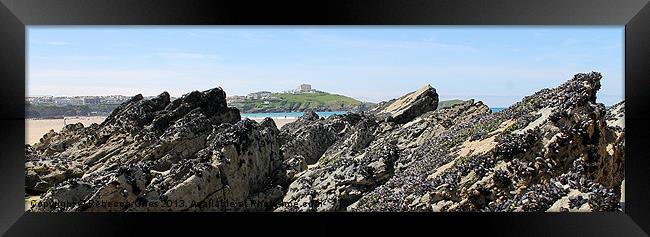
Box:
[302,110,320,121]
[276,143,399,212]
[29,87,288,211]
[277,98,490,211]
[350,72,624,212]
[371,85,439,124]
[33,118,283,212]
[318,99,490,170]
[25,155,83,194]
[28,87,240,175]
[131,118,282,211]
[593,101,625,189]
[31,122,100,158]
[27,72,624,213]
[318,117,380,166]
[279,112,362,165]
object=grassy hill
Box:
[231,91,363,113]
[230,91,469,113]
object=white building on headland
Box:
[298,84,312,92]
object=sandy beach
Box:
[249,117,296,129]
[26,116,296,145]
[26,116,107,145]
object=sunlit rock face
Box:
[371,84,439,124]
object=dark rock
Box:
[279,113,362,166]
[29,87,284,211]
[301,110,320,121]
[350,72,624,212]
[276,143,399,212]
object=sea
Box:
[490,108,506,113]
[241,108,507,119]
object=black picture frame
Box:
[0,0,649,236]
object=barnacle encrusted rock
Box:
[26,72,624,212]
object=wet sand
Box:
[26,116,296,145]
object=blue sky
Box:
[28,27,624,107]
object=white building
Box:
[298,84,312,92]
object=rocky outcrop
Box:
[25,147,83,194]
[318,100,490,168]
[28,90,240,173]
[26,72,624,213]
[594,101,625,190]
[371,85,439,124]
[276,143,399,211]
[278,111,362,167]
[276,97,490,211]
[350,72,624,212]
[28,88,285,211]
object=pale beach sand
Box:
[249,117,296,129]
[26,116,297,145]
[26,116,107,145]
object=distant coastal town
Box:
[26,94,176,107]
[26,83,369,118]
[27,83,316,106]
[25,94,177,118]
[225,83,314,104]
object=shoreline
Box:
[26,116,107,145]
[247,117,296,129]
[26,116,298,145]
[25,107,507,145]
